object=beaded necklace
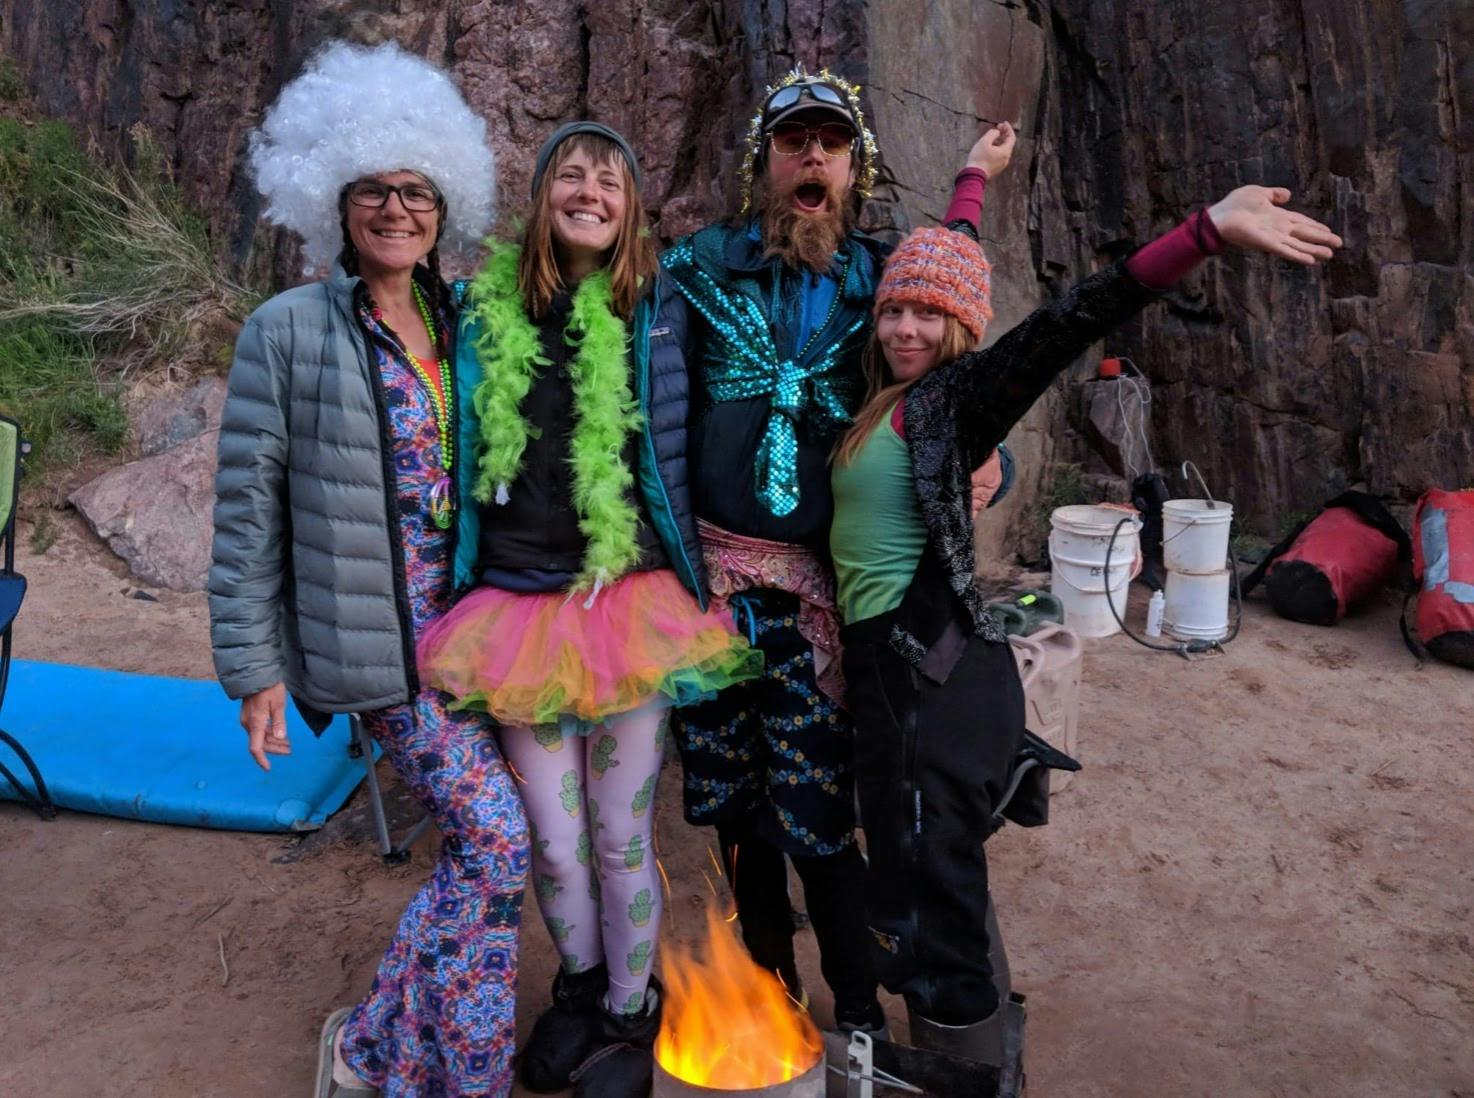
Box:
[401,283,454,528]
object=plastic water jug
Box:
[1010,622,1083,791]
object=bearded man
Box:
[658,70,999,1033]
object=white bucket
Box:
[1048,506,1141,638]
[1163,568,1232,640]
[1162,498,1233,574]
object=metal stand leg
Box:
[395,814,435,853]
[350,714,428,866]
[351,715,395,859]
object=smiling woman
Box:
[548,149,627,265]
[516,129,650,321]
[414,121,762,1098]
[205,40,533,1098]
[344,174,441,277]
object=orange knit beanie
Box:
[873,227,993,343]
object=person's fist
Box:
[971,450,1004,517]
[966,121,1017,180]
[1207,186,1342,265]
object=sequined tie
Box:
[665,239,866,517]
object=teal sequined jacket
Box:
[659,220,890,548]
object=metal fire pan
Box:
[653,1052,827,1098]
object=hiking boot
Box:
[571,980,663,1098]
[520,963,608,1093]
[835,997,890,1041]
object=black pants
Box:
[674,589,878,1016]
[842,612,1025,1026]
[715,817,879,1018]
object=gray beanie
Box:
[530,121,643,198]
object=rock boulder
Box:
[68,429,218,592]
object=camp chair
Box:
[0,414,54,820]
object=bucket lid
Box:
[1051,504,1142,533]
[1163,498,1234,520]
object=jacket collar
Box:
[326,262,454,321]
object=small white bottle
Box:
[1145,588,1166,637]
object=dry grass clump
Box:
[0,117,258,479]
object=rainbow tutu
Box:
[417,569,763,728]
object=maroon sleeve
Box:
[1125,208,1224,289]
[942,168,988,229]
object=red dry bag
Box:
[1242,491,1410,626]
[1405,488,1474,669]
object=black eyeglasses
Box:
[769,121,855,158]
[764,82,848,115]
[345,180,442,212]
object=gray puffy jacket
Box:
[209,267,419,715]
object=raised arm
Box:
[933,185,1341,470]
[944,122,1016,240]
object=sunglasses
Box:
[764,81,849,115]
[345,180,442,212]
[769,121,856,158]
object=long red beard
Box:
[759,173,854,273]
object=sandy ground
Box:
[2,516,1472,1097]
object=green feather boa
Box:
[468,242,644,591]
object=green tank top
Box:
[830,412,928,625]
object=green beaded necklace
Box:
[405,283,455,529]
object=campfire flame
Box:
[655,905,823,1089]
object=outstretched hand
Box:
[966,121,1017,180]
[1207,186,1342,265]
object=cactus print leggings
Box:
[499,705,666,1014]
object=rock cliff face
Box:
[3,0,1469,549]
[1036,0,1473,529]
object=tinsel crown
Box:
[738,66,879,213]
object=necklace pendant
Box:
[429,475,453,529]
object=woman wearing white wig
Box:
[207,42,527,1097]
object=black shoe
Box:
[835,996,890,1040]
[520,963,608,1093]
[571,980,663,1098]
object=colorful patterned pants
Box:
[341,689,530,1098]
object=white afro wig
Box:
[248,40,496,271]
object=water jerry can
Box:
[1010,622,1084,792]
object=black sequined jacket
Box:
[901,260,1163,646]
